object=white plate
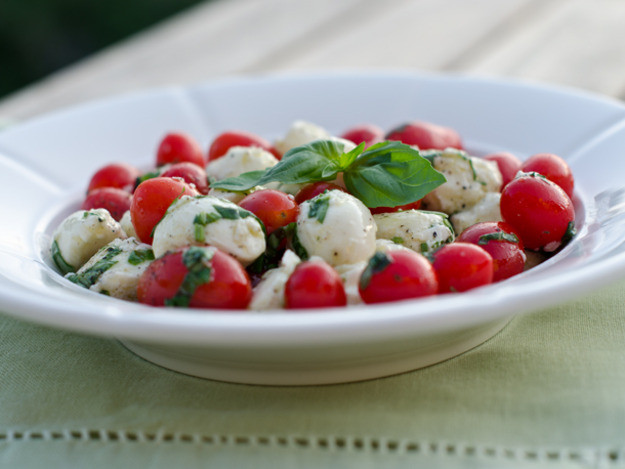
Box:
[2,71,625,385]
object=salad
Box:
[50,119,576,310]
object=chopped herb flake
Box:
[66,246,122,288]
[359,251,392,290]
[308,195,330,223]
[127,249,155,265]
[478,231,520,245]
[391,236,404,244]
[165,247,214,307]
[51,240,76,275]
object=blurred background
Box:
[0,0,204,100]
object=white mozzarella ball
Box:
[374,238,414,253]
[52,209,125,272]
[450,192,503,235]
[249,250,301,311]
[151,196,265,266]
[296,190,376,266]
[373,210,454,255]
[205,146,278,181]
[274,120,357,156]
[66,238,153,301]
[422,149,502,214]
[119,210,136,238]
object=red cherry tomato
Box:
[482,152,522,188]
[500,173,575,252]
[284,260,347,309]
[294,182,347,204]
[130,177,199,244]
[208,130,278,162]
[87,162,140,193]
[340,124,384,148]
[137,246,252,309]
[238,189,299,235]
[81,187,132,221]
[385,121,463,150]
[358,250,438,304]
[521,153,574,198]
[156,132,205,167]
[160,162,209,195]
[370,199,422,215]
[457,222,526,282]
[432,242,494,293]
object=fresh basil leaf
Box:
[211,140,363,192]
[343,141,446,208]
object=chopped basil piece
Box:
[391,236,404,244]
[561,221,577,245]
[359,251,392,290]
[246,223,294,275]
[127,249,155,265]
[150,188,187,238]
[420,242,429,253]
[478,231,520,245]
[66,246,122,288]
[165,247,214,307]
[290,225,309,260]
[307,195,330,223]
[134,169,161,189]
[51,240,76,275]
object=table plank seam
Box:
[0,429,620,464]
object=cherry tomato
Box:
[160,162,209,195]
[457,222,526,281]
[284,260,347,309]
[208,130,278,162]
[340,124,384,148]
[521,153,574,198]
[500,173,575,252]
[238,189,299,235]
[130,177,199,244]
[81,187,132,221]
[370,199,422,215]
[87,162,140,193]
[385,121,463,150]
[294,182,347,204]
[358,250,438,304]
[137,246,252,309]
[482,152,522,188]
[156,132,205,167]
[432,242,494,293]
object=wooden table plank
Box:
[462,0,625,98]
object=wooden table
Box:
[1,0,625,121]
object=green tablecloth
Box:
[2,279,625,468]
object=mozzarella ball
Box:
[274,120,356,156]
[52,209,125,272]
[249,250,301,311]
[205,146,278,181]
[375,238,414,253]
[374,210,454,255]
[422,149,502,214]
[296,190,376,266]
[119,210,136,238]
[151,196,265,265]
[66,237,153,301]
[450,192,502,234]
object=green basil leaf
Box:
[343,141,446,208]
[165,247,214,307]
[127,248,155,265]
[211,140,363,192]
[67,245,122,288]
[51,240,76,275]
[359,251,392,290]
